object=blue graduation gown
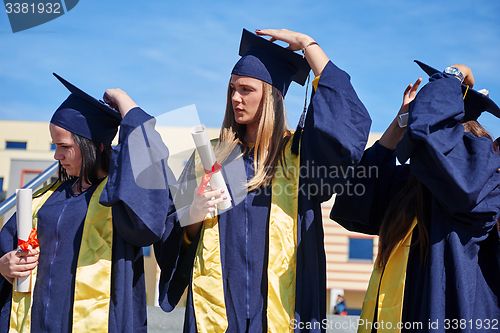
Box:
[331,73,500,332]
[156,61,371,333]
[0,107,179,333]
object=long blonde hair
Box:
[215,79,291,191]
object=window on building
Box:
[348,237,373,261]
[6,141,27,150]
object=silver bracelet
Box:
[398,113,409,128]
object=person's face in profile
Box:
[230,74,264,127]
[50,123,82,177]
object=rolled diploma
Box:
[15,188,33,292]
[191,125,232,210]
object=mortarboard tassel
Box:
[291,74,310,155]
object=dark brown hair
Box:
[58,133,112,192]
[376,174,431,269]
[376,120,499,269]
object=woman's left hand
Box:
[255,29,329,77]
[255,29,314,52]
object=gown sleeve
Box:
[301,61,372,202]
[0,214,18,331]
[99,107,178,247]
[329,141,410,235]
[396,73,500,232]
[155,151,199,312]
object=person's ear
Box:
[100,143,104,153]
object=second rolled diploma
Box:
[191,125,232,213]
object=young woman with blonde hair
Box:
[156,28,371,332]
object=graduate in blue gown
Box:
[330,62,500,332]
[155,28,371,333]
[0,74,178,333]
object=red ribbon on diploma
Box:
[18,228,39,252]
[195,162,223,195]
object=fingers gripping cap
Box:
[231,29,311,97]
[414,60,500,121]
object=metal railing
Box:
[0,161,59,219]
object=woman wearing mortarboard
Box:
[0,75,179,332]
[330,62,500,332]
[155,29,371,332]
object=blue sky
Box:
[1,0,499,137]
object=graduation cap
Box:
[51,73,122,144]
[414,60,500,121]
[231,29,311,96]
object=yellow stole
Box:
[9,182,62,332]
[358,219,417,333]
[10,179,113,333]
[191,136,300,333]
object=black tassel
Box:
[291,110,305,155]
[291,74,311,156]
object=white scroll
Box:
[191,125,232,211]
[15,188,33,293]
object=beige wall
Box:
[0,120,55,194]
[323,201,377,313]
[323,200,378,292]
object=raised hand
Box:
[398,77,423,117]
[103,88,139,118]
[449,64,474,88]
[379,77,422,150]
[255,28,329,76]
